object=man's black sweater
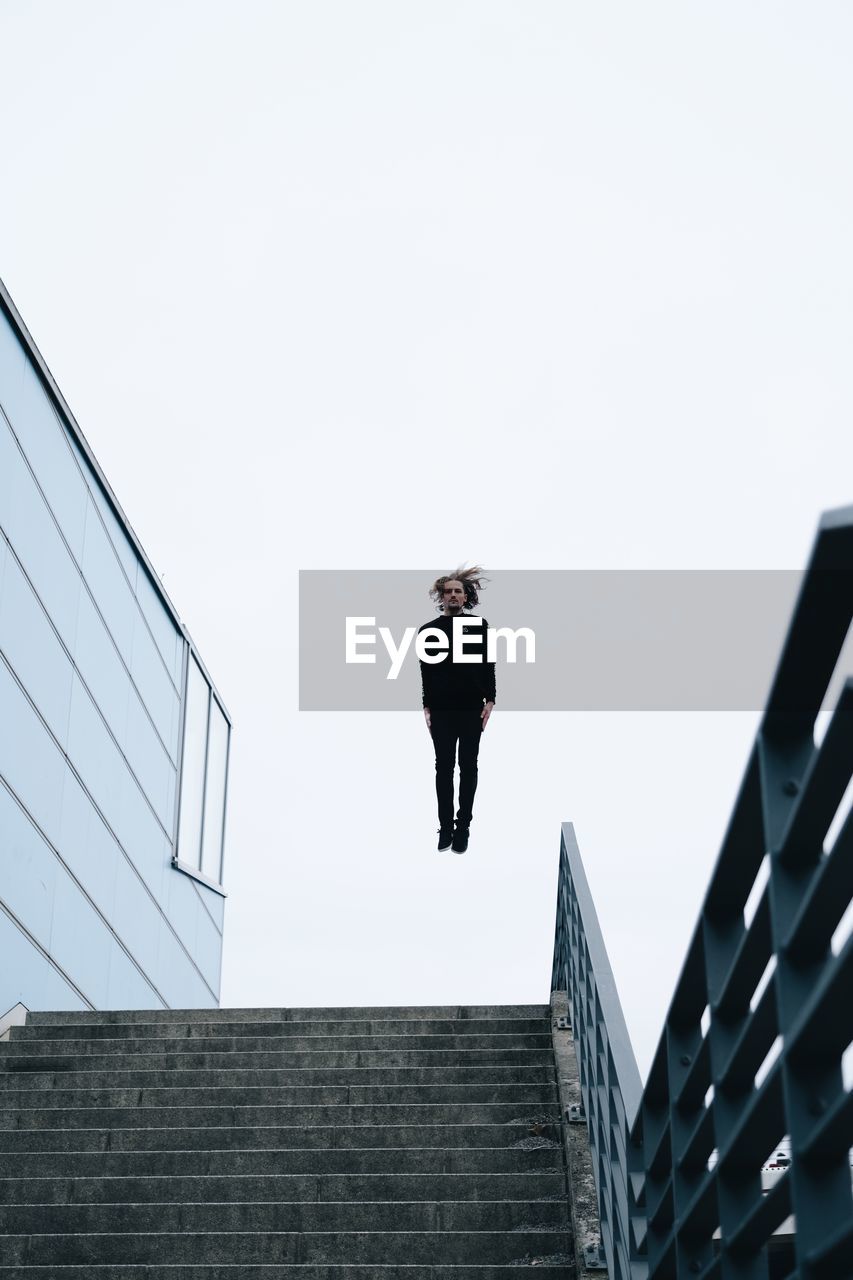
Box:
[418,613,497,711]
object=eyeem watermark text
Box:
[300,569,821,710]
[345,616,536,680]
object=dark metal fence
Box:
[552,505,853,1280]
[552,821,643,1275]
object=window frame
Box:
[171,636,231,897]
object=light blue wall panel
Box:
[70,587,176,834]
[0,425,13,540]
[161,865,220,1002]
[0,418,83,653]
[125,687,176,831]
[135,567,183,690]
[198,883,225,933]
[64,672,172,897]
[57,766,118,921]
[80,497,135,662]
[0,541,6,635]
[0,658,66,847]
[0,314,88,561]
[156,918,217,1008]
[106,937,166,1009]
[66,432,183,697]
[68,434,139,588]
[111,852,166,982]
[0,548,73,748]
[195,902,224,993]
[116,766,171,902]
[0,766,160,1012]
[0,311,29,426]
[166,864,201,949]
[71,588,132,763]
[48,868,112,1008]
[0,296,226,1014]
[0,910,86,1015]
[66,671,126,841]
[0,783,60,952]
[130,607,181,763]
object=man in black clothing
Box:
[419,567,496,855]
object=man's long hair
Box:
[429,565,490,613]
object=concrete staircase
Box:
[0,1004,574,1275]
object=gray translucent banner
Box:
[298,570,851,711]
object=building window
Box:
[175,647,230,886]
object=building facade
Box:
[0,281,229,1013]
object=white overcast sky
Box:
[1,2,851,1077]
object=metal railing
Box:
[552,821,643,1275]
[552,505,853,1280]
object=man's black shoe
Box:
[437,827,453,851]
[451,825,469,854]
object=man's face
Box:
[442,580,466,614]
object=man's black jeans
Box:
[429,706,484,830]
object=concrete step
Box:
[0,1096,558,1125]
[0,1054,550,1085]
[8,1017,551,1041]
[0,1170,568,1205]
[0,1121,562,1153]
[0,1080,558,1111]
[0,1063,555,1091]
[0,1032,553,1056]
[0,1229,571,1265]
[0,1199,569,1233]
[23,1005,551,1025]
[0,1003,572,1272]
[0,1265,573,1277]
[0,1144,565,1178]
[0,1048,554,1073]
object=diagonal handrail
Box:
[552,822,643,1277]
[553,505,853,1280]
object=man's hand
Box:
[481,701,494,730]
[424,707,431,731]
